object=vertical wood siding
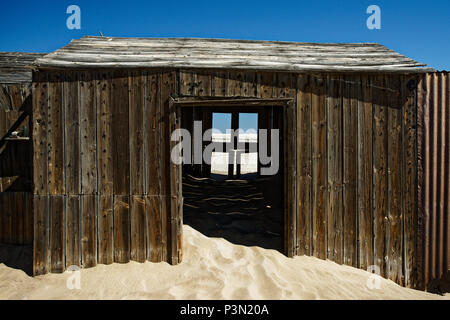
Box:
[0,83,33,245]
[156,70,423,286]
[32,70,181,275]
[295,73,420,288]
[31,68,446,292]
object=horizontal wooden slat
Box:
[33,36,433,72]
[173,97,293,107]
[0,52,45,83]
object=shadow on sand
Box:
[183,173,284,252]
[0,244,33,276]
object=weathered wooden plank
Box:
[24,139,34,192]
[343,75,358,267]
[50,195,64,273]
[32,71,48,195]
[0,117,6,141]
[35,37,432,72]
[81,195,97,268]
[372,74,389,278]
[96,71,113,195]
[114,195,130,263]
[311,75,327,260]
[420,74,432,289]
[0,194,3,242]
[11,84,24,110]
[22,84,33,152]
[5,85,27,136]
[80,72,97,194]
[18,193,26,244]
[33,195,49,275]
[130,195,146,262]
[285,99,297,257]
[229,111,238,177]
[146,195,162,262]
[243,72,258,97]
[160,193,169,263]
[274,73,294,98]
[358,75,374,270]
[12,193,23,244]
[53,42,422,56]
[386,75,403,284]
[202,107,213,177]
[0,94,6,142]
[211,72,228,97]
[1,193,11,243]
[180,106,193,175]
[404,75,418,287]
[160,72,176,262]
[1,140,13,192]
[2,87,24,128]
[129,71,145,195]
[48,72,65,195]
[196,72,212,96]
[144,72,161,195]
[176,105,183,263]
[175,97,292,107]
[65,195,81,268]
[112,71,130,195]
[326,74,343,263]
[169,99,182,264]
[275,72,296,257]
[227,72,244,97]
[4,88,16,118]
[64,71,81,195]
[257,106,268,175]
[24,193,33,245]
[98,194,114,265]
[179,71,195,96]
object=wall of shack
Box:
[32,69,434,290]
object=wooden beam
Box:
[172,97,293,107]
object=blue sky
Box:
[213,113,258,133]
[0,0,448,70]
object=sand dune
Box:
[0,225,448,300]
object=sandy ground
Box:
[211,133,258,175]
[211,152,258,175]
[0,225,448,300]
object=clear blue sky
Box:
[213,113,258,133]
[0,0,448,70]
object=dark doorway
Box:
[0,244,33,276]
[181,105,284,252]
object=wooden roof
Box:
[33,36,434,73]
[0,52,45,83]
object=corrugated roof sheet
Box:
[0,52,45,83]
[33,36,434,73]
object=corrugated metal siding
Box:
[417,71,449,291]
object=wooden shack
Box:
[0,53,44,249]
[2,37,447,291]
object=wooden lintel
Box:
[172,97,293,107]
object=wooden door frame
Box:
[169,96,296,257]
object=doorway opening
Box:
[180,105,284,252]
